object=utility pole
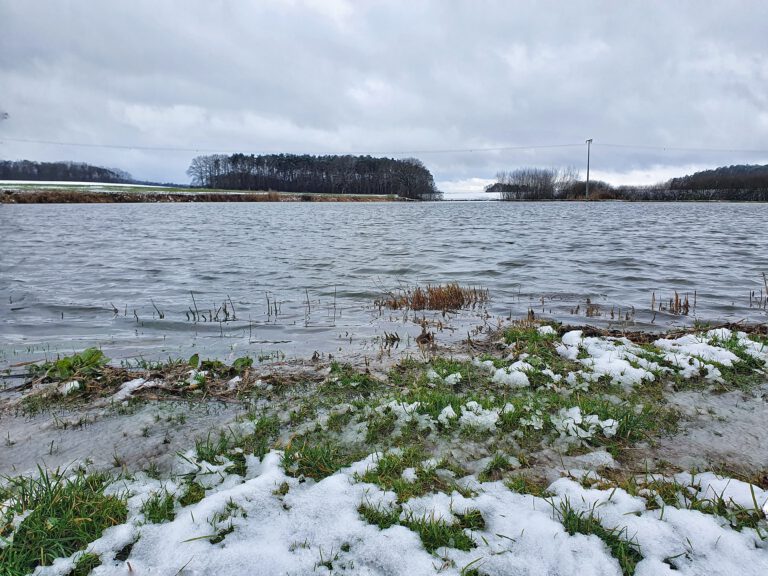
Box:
[585,138,592,200]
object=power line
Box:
[597,142,768,154]
[0,137,584,156]
[2,135,767,156]
[0,137,225,154]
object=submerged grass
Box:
[377,283,489,312]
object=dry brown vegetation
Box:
[376,283,489,312]
[0,189,396,204]
[652,291,692,316]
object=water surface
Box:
[1,201,766,367]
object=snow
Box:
[675,471,768,514]
[437,405,457,427]
[0,180,163,188]
[373,400,435,435]
[550,407,619,440]
[557,332,656,388]
[492,365,530,387]
[472,358,496,372]
[7,326,768,575]
[458,401,500,431]
[655,334,740,367]
[29,451,768,576]
[554,329,766,390]
[57,380,80,396]
[111,378,149,402]
[401,467,418,483]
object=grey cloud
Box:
[1,0,766,188]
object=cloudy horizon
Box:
[1,1,767,197]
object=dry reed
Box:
[376,283,489,312]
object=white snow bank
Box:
[557,331,656,388]
[458,401,500,431]
[551,407,619,440]
[655,334,740,367]
[32,453,768,576]
[492,361,531,388]
[675,471,768,514]
[437,405,457,427]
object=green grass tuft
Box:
[358,502,402,529]
[141,490,175,524]
[557,499,642,576]
[179,482,206,507]
[72,552,100,576]
[282,439,359,480]
[0,469,126,576]
[401,513,476,553]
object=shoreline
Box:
[1,188,398,204]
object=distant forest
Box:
[0,160,132,183]
[4,156,767,203]
[186,153,443,200]
[487,164,768,201]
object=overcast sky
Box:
[1,1,767,196]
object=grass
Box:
[401,512,477,553]
[326,409,354,432]
[325,362,382,398]
[179,482,206,507]
[357,448,470,503]
[141,490,175,523]
[0,469,127,576]
[358,502,401,529]
[282,439,360,480]
[194,432,231,464]
[455,508,486,531]
[365,411,398,444]
[505,474,550,497]
[72,552,100,576]
[556,499,642,576]
[192,416,280,475]
[207,499,245,544]
[478,454,514,482]
[6,322,767,571]
[357,502,478,554]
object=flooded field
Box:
[1,201,767,368]
[2,201,768,576]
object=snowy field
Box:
[1,324,767,575]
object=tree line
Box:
[0,160,131,183]
[487,164,768,201]
[186,153,442,200]
[486,167,581,200]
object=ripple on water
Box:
[1,201,767,364]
